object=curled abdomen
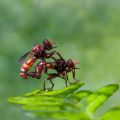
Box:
[20,57,36,79]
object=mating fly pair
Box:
[18,39,80,90]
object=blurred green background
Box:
[0,0,120,120]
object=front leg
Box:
[59,72,68,87]
[65,72,73,84]
[53,51,64,60]
[46,51,64,60]
[72,69,80,82]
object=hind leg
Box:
[43,73,59,91]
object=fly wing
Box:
[18,51,31,63]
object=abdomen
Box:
[20,57,36,79]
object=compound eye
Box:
[67,59,75,68]
[43,39,53,50]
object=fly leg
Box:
[46,51,64,60]
[65,72,73,84]
[44,73,59,91]
[72,69,80,82]
[64,76,68,87]
[59,73,68,87]
[53,51,64,60]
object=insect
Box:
[19,39,63,79]
[28,58,80,90]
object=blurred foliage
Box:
[0,0,120,120]
[8,83,119,120]
[101,106,120,120]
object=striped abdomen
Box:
[20,57,36,79]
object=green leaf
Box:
[8,83,119,120]
[85,84,119,115]
[71,90,93,101]
[101,106,120,120]
[8,82,84,112]
[24,82,84,97]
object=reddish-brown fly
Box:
[28,58,80,90]
[18,39,63,79]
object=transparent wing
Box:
[18,51,31,63]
